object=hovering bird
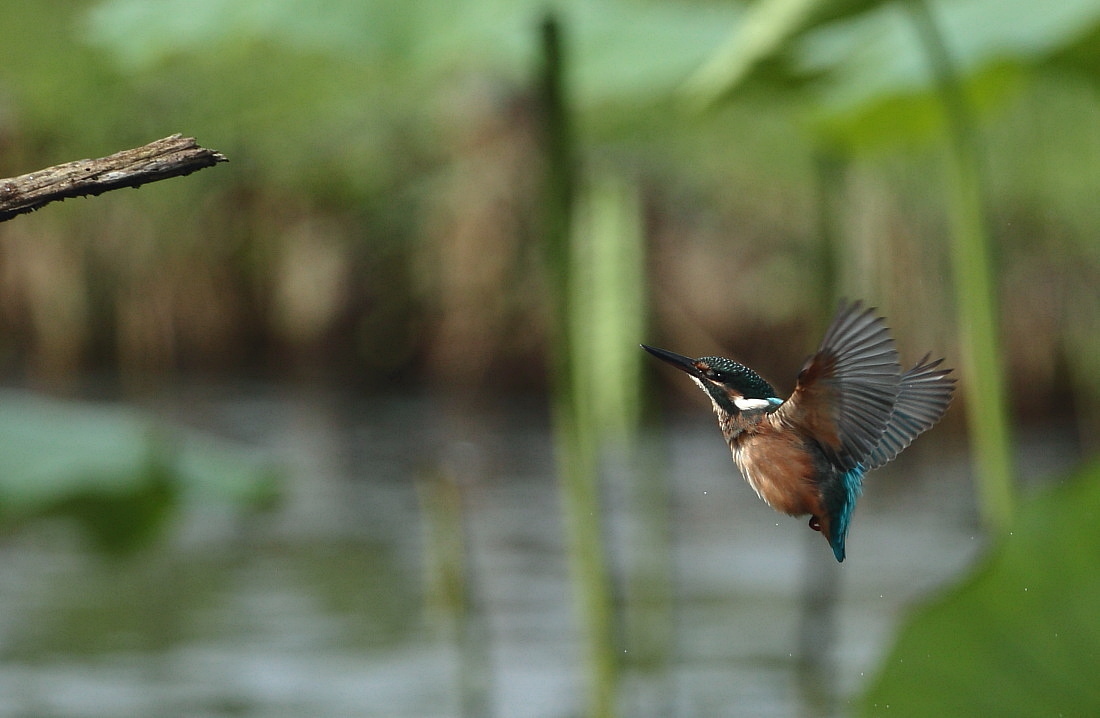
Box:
[642,300,954,561]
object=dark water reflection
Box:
[0,383,1078,717]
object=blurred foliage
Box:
[537,17,622,715]
[0,389,280,553]
[0,0,1092,434]
[860,457,1100,715]
[685,0,1100,148]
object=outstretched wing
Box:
[864,355,955,470]
[774,300,901,470]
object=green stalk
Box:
[573,172,646,438]
[903,0,1015,532]
[572,170,670,706]
[537,15,619,718]
[417,468,491,718]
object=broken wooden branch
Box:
[0,134,228,222]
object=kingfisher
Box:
[642,300,954,562]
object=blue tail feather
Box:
[827,466,865,562]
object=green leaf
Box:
[860,458,1100,716]
[683,0,826,108]
[0,390,281,553]
[687,0,1100,147]
[85,0,741,106]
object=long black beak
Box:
[640,344,701,378]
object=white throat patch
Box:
[733,397,775,411]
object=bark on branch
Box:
[0,134,228,222]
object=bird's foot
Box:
[808,515,822,532]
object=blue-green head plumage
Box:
[696,356,779,400]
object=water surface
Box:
[0,383,1073,717]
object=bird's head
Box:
[641,344,781,415]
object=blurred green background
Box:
[0,1,1097,716]
[0,0,1096,412]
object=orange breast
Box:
[730,423,824,518]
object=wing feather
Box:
[864,354,955,470]
[775,300,901,469]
